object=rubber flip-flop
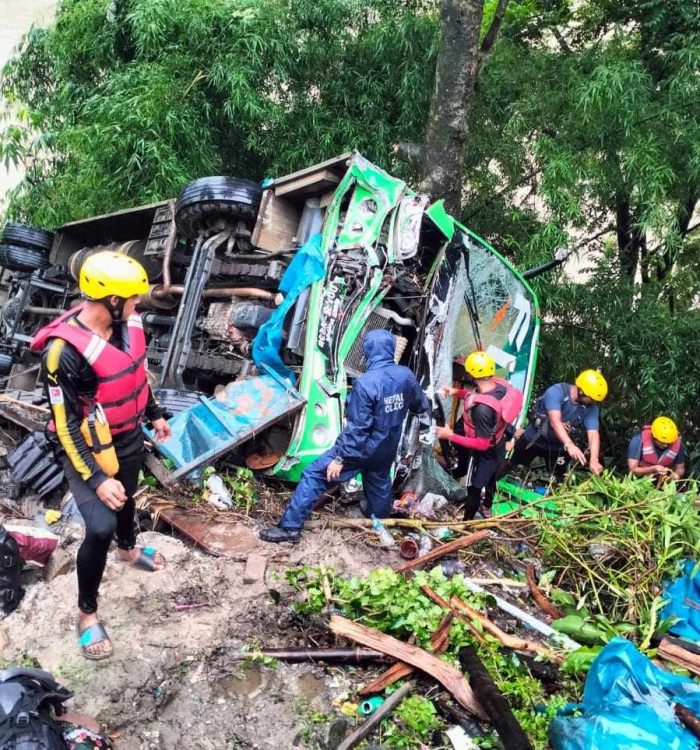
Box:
[124,546,165,572]
[77,621,113,661]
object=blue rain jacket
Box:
[332,329,429,468]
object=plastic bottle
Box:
[417,533,433,556]
[371,515,396,548]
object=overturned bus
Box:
[0,152,539,491]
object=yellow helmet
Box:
[575,369,608,402]
[80,251,149,300]
[465,351,495,379]
[651,416,679,444]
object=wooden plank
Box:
[329,615,487,720]
[275,169,341,198]
[243,553,267,584]
[450,596,560,662]
[150,509,261,559]
[270,153,351,190]
[251,190,301,252]
[0,403,44,433]
[143,451,177,487]
[658,638,700,677]
[358,612,454,696]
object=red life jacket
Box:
[640,425,682,468]
[30,303,149,434]
[463,377,524,445]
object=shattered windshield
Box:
[435,230,539,424]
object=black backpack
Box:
[0,528,23,616]
[0,669,72,750]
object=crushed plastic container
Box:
[204,474,233,510]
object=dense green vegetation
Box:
[1,0,699,466]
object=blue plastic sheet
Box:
[662,559,700,641]
[146,375,304,476]
[252,233,325,384]
[549,638,700,750]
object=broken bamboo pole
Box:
[358,612,454,696]
[461,580,579,651]
[228,647,387,663]
[394,530,490,573]
[459,645,534,750]
[329,615,487,720]
[419,584,485,645]
[336,681,414,750]
[526,564,562,620]
[450,596,562,662]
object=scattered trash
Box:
[204,473,233,510]
[393,491,418,515]
[399,536,420,560]
[44,509,61,525]
[371,516,395,549]
[358,696,384,716]
[392,491,448,519]
[399,533,432,560]
[446,724,478,749]
[441,559,467,578]
[416,492,448,518]
[433,526,453,540]
[4,523,59,565]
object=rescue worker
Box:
[507,370,607,479]
[437,351,523,519]
[260,329,430,543]
[628,416,685,482]
[30,251,172,661]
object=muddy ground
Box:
[0,493,393,750]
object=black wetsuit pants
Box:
[60,446,143,614]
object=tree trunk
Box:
[616,196,638,281]
[419,0,486,214]
[658,192,698,281]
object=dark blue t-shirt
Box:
[538,382,600,430]
[628,433,686,464]
[522,382,600,447]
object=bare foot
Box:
[78,612,113,659]
[116,546,165,570]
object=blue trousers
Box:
[279,450,393,529]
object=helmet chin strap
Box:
[100,296,126,321]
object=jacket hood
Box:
[363,329,396,368]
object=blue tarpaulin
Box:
[662,559,700,642]
[145,375,305,478]
[549,638,700,749]
[252,233,325,384]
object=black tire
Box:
[1,223,54,252]
[175,177,263,239]
[0,243,51,272]
[0,353,13,376]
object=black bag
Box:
[0,668,72,750]
[0,528,23,616]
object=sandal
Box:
[77,621,113,661]
[119,546,165,572]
